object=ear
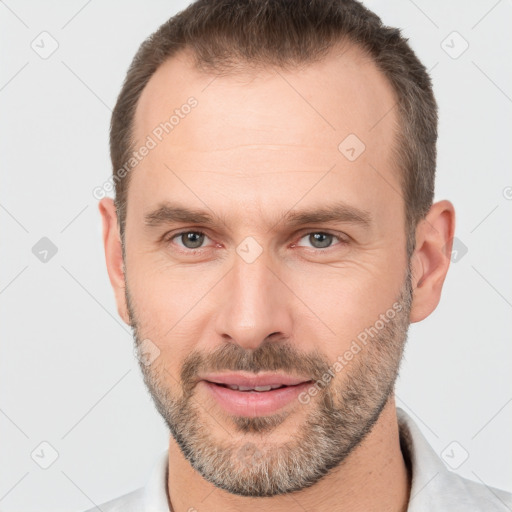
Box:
[98,198,130,325]
[409,200,456,323]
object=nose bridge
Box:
[214,245,292,349]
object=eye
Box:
[164,229,347,254]
[169,230,210,250]
[295,231,347,250]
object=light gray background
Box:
[1,1,511,510]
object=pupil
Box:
[183,232,204,249]
[310,233,332,248]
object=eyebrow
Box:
[282,203,371,229]
[144,204,215,227]
[143,201,372,230]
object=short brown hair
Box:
[110,0,437,256]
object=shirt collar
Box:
[141,448,172,511]
[396,406,448,509]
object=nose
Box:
[214,248,293,351]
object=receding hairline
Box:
[128,39,404,200]
[133,38,392,121]
[131,37,401,155]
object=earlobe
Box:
[409,200,456,323]
[98,198,131,325]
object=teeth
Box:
[254,385,272,391]
[225,384,284,391]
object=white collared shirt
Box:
[84,408,512,511]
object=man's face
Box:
[123,45,412,496]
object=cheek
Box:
[127,265,216,370]
[287,263,403,357]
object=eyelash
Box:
[164,229,349,254]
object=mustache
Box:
[180,340,331,396]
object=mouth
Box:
[211,383,289,392]
[199,372,313,417]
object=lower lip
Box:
[201,380,313,417]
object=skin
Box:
[100,43,455,511]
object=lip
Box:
[199,372,313,417]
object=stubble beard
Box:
[126,270,413,497]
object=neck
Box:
[167,397,410,512]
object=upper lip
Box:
[200,372,312,388]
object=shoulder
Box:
[81,487,146,512]
[422,469,512,511]
[397,407,512,511]
[79,450,170,512]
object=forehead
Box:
[134,43,398,149]
[128,43,401,224]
